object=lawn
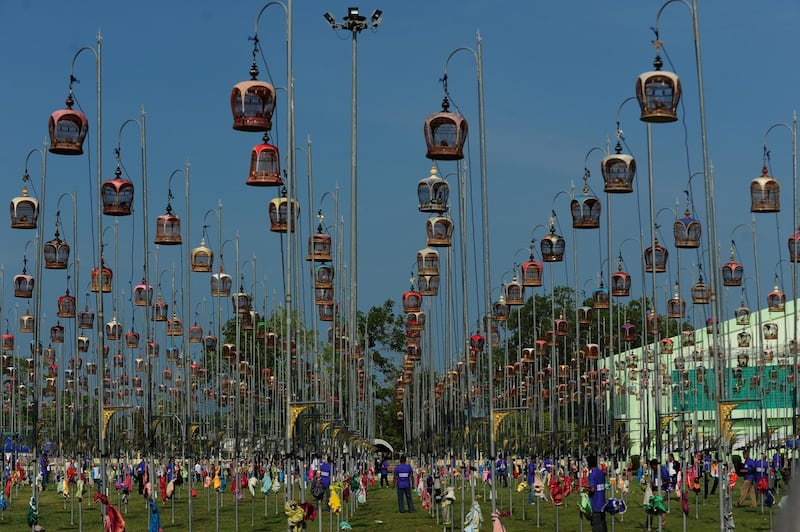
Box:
[0,478,782,531]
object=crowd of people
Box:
[0,444,794,530]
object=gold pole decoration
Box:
[718,401,741,420]
[289,404,317,439]
[151,417,164,434]
[332,427,342,444]
[492,410,515,441]
[189,423,201,439]
[319,421,333,433]
[718,401,745,446]
[659,413,678,429]
[102,406,128,442]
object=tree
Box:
[356,300,406,450]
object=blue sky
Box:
[2,0,800,344]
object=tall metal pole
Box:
[792,114,798,478]
[65,32,104,497]
[443,29,493,511]
[645,121,662,464]
[474,36,496,514]
[457,161,471,474]
[325,7,381,434]
[117,106,152,509]
[30,145,47,515]
[687,2,729,527]
[216,201,223,463]
[606,178,615,459]
[648,0,726,525]
[183,162,193,532]
[349,20,359,431]
[761,117,798,473]
[234,234,241,531]
[300,138,316,403]
[653,0,727,526]
[253,0,294,500]
[92,33,106,496]
[285,0,296,501]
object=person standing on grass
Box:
[667,453,679,489]
[756,452,770,499]
[709,458,719,495]
[380,456,389,487]
[771,449,784,491]
[39,453,49,490]
[527,457,537,504]
[585,455,607,532]
[496,454,508,488]
[319,455,333,510]
[649,458,670,528]
[394,455,414,513]
[736,449,758,508]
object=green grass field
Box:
[0,479,782,531]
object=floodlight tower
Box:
[323,7,382,425]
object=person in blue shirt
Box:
[755,452,770,500]
[755,453,769,481]
[379,456,389,487]
[136,459,147,495]
[319,456,333,510]
[649,458,671,493]
[393,455,414,512]
[736,449,757,508]
[585,455,607,532]
[649,459,670,528]
[771,450,784,490]
[3,437,11,464]
[39,453,49,490]
[166,457,175,483]
[496,455,508,488]
[527,458,537,504]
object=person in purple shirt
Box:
[585,455,607,532]
[527,458,537,504]
[379,456,389,487]
[39,453,49,490]
[755,453,769,481]
[319,456,333,510]
[736,449,757,508]
[755,452,770,500]
[393,455,414,513]
[649,459,671,493]
[649,459,670,528]
[496,455,508,488]
[771,450,784,490]
[319,457,332,486]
